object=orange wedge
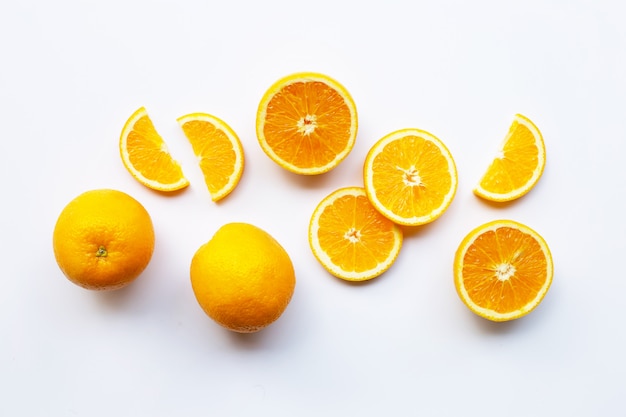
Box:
[454,220,554,322]
[256,72,358,175]
[177,113,244,202]
[474,114,546,202]
[363,128,457,226]
[308,187,403,281]
[119,107,189,192]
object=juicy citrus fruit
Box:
[309,187,403,281]
[256,72,358,175]
[120,106,189,192]
[53,189,155,290]
[454,219,553,322]
[190,223,296,333]
[363,128,458,226]
[177,112,244,202]
[474,114,546,202]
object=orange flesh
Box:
[180,120,237,196]
[126,115,185,184]
[461,226,548,314]
[317,193,398,274]
[371,135,453,219]
[263,81,353,169]
[479,120,539,194]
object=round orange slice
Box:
[177,112,244,202]
[308,187,402,281]
[119,107,189,192]
[256,72,358,175]
[454,220,554,322]
[474,114,546,202]
[363,128,457,226]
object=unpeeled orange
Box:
[53,189,155,290]
[190,223,296,333]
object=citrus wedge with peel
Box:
[363,128,458,226]
[119,107,189,192]
[256,72,358,175]
[177,112,244,202]
[474,114,546,202]
[454,219,553,322]
[309,187,403,281]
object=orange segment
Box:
[119,107,189,192]
[454,220,554,322]
[177,113,244,202]
[363,128,457,226]
[256,72,358,175]
[308,187,402,281]
[474,114,546,202]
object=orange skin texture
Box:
[190,223,296,333]
[53,189,155,290]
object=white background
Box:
[2,1,625,416]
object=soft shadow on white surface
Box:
[3,1,626,416]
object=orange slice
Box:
[363,128,457,226]
[454,220,554,322]
[256,72,358,175]
[119,107,189,192]
[308,187,403,281]
[177,112,244,202]
[474,114,546,202]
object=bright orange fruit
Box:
[190,223,295,333]
[177,112,244,202]
[474,114,546,202]
[363,128,457,226]
[309,187,403,281]
[454,219,553,321]
[256,72,358,175]
[53,189,155,290]
[120,107,189,192]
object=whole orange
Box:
[190,223,296,333]
[53,189,155,290]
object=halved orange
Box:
[256,72,358,175]
[454,220,553,322]
[308,187,402,281]
[363,128,457,226]
[474,114,546,202]
[119,107,189,192]
[177,112,244,202]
